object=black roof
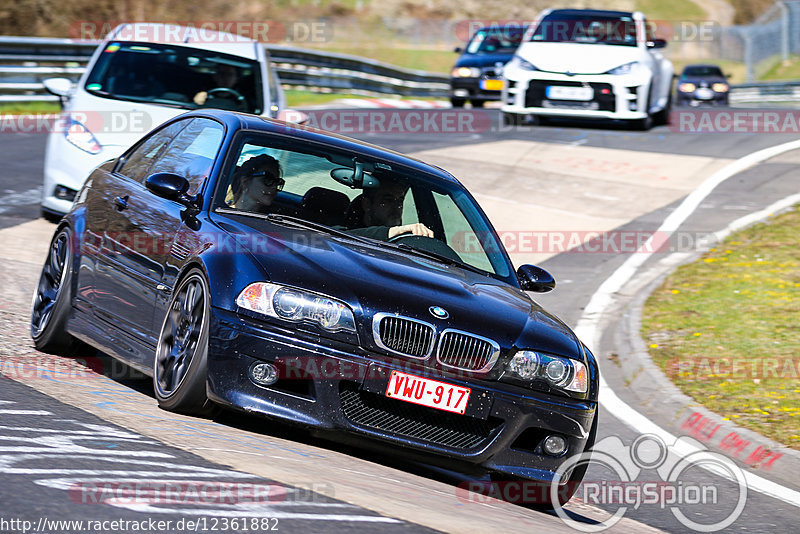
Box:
[545,8,634,18]
[190,109,461,185]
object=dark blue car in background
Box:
[31,109,598,506]
[450,26,526,108]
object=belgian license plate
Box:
[385,371,470,414]
[481,79,504,91]
[546,85,594,101]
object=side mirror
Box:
[42,77,73,97]
[517,264,556,293]
[646,39,667,49]
[145,172,199,211]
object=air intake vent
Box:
[373,314,435,359]
[339,382,501,450]
[437,329,500,372]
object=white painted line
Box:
[575,138,800,508]
[0,400,15,405]
[0,410,52,415]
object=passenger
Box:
[347,178,434,240]
[228,155,283,214]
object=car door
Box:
[92,118,193,344]
[109,118,225,354]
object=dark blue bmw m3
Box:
[31,109,598,505]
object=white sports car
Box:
[502,9,673,129]
[41,23,286,218]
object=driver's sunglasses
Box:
[250,170,285,191]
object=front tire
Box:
[450,98,466,108]
[154,269,214,415]
[31,226,76,352]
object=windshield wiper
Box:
[386,241,488,276]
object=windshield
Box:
[466,28,524,54]
[213,134,513,280]
[84,42,263,114]
[531,13,639,46]
[682,66,724,77]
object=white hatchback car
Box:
[42,23,286,217]
[502,9,673,129]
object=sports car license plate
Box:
[481,79,504,91]
[546,85,594,101]
[385,371,470,414]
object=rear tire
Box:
[31,226,76,353]
[450,98,466,108]
[154,269,215,415]
[470,99,486,108]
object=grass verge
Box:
[642,205,800,449]
[0,102,61,114]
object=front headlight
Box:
[451,66,481,78]
[606,61,640,76]
[712,83,729,92]
[678,82,696,92]
[509,54,539,71]
[236,282,356,333]
[505,350,588,393]
[64,116,102,154]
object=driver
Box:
[347,178,433,240]
[193,63,250,107]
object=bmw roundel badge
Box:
[429,306,449,319]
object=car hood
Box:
[222,219,582,360]
[516,41,645,74]
[454,53,516,69]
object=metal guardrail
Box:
[2,35,800,105]
[0,35,450,103]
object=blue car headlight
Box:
[64,116,102,154]
[451,66,481,78]
[236,282,356,333]
[504,350,588,393]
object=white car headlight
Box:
[606,61,640,76]
[64,117,102,154]
[510,55,539,71]
[505,350,588,393]
[236,282,356,333]
[451,67,481,78]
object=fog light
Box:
[543,435,567,456]
[250,362,278,386]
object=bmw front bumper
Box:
[206,307,597,483]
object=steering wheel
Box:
[207,87,245,102]
[389,234,463,262]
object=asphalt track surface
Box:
[1,109,799,533]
